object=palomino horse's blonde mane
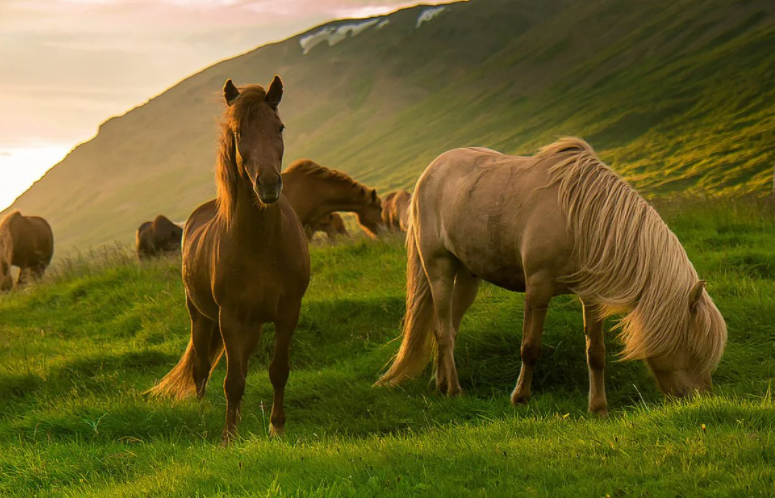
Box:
[285,160,377,204]
[541,137,725,373]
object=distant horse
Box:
[305,212,349,240]
[148,77,310,444]
[381,190,411,232]
[377,138,727,415]
[136,215,183,260]
[282,159,384,238]
[0,211,54,290]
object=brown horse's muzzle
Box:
[256,174,283,205]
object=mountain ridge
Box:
[5,0,775,254]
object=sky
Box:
[0,0,451,211]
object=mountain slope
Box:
[5,0,775,252]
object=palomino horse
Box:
[148,77,310,443]
[305,212,349,240]
[377,138,726,415]
[381,190,411,232]
[0,211,54,290]
[136,215,183,260]
[282,159,384,238]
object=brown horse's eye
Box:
[279,125,285,134]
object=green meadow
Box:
[0,198,774,496]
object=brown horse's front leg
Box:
[268,305,300,437]
[219,310,262,445]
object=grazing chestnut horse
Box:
[0,211,54,290]
[377,138,727,416]
[305,212,349,240]
[381,190,411,232]
[135,215,183,260]
[282,159,384,238]
[148,77,310,443]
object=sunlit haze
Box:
[0,0,452,211]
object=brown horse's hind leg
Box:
[16,268,30,288]
[187,298,222,399]
[511,281,552,405]
[219,310,263,445]
[582,302,608,416]
[426,255,462,396]
[268,304,301,437]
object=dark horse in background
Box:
[0,211,54,291]
[136,215,183,260]
[305,212,349,240]
[148,77,310,444]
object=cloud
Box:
[0,0,458,206]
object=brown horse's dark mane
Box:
[216,85,268,224]
[285,160,376,203]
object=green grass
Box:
[0,197,773,496]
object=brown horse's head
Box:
[357,189,384,238]
[217,76,285,219]
[153,215,183,253]
[644,281,726,397]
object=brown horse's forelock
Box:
[215,85,269,224]
[285,161,378,206]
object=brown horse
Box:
[305,212,349,240]
[377,138,726,416]
[0,211,54,290]
[282,159,384,238]
[136,215,183,260]
[148,77,310,444]
[381,190,411,232]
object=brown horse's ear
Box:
[224,79,240,106]
[371,189,378,204]
[689,280,705,313]
[265,75,283,109]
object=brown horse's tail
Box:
[147,337,222,399]
[376,217,435,386]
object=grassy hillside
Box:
[0,197,773,496]
[4,0,775,253]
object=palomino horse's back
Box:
[412,146,574,292]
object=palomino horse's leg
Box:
[582,302,608,416]
[452,270,481,334]
[268,304,301,437]
[426,255,462,396]
[434,270,480,393]
[187,297,221,399]
[219,309,263,444]
[511,283,553,405]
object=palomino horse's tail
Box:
[376,215,436,386]
[146,338,222,399]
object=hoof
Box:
[589,405,609,418]
[269,424,284,438]
[446,384,463,397]
[511,391,530,405]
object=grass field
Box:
[0,198,774,496]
